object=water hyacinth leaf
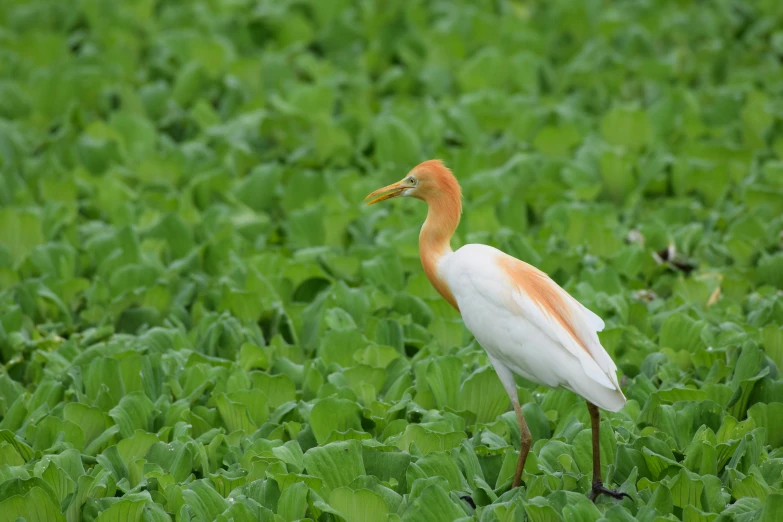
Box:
[93,495,149,522]
[40,461,76,503]
[303,440,365,494]
[425,356,462,410]
[235,165,282,212]
[374,115,421,172]
[598,149,635,205]
[534,124,582,158]
[277,481,309,522]
[329,487,389,522]
[668,468,704,509]
[116,430,159,470]
[747,402,783,449]
[250,372,296,408]
[458,365,508,424]
[109,392,156,438]
[731,472,770,501]
[560,495,602,522]
[760,495,783,522]
[239,343,268,372]
[0,485,65,522]
[601,106,652,150]
[0,430,34,462]
[522,496,562,522]
[215,393,256,434]
[344,364,386,399]
[226,389,269,427]
[375,319,405,352]
[86,357,126,409]
[146,442,193,483]
[658,314,706,353]
[348,476,403,513]
[362,255,405,292]
[0,208,44,267]
[309,397,363,444]
[400,483,465,522]
[220,288,264,322]
[319,329,367,368]
[396,424,467,456]
[362,449,410,489]
[217,502,273,522]
[181,480,229,522]
[760,325,783,370]
[408,453,466,492]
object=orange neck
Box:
[419,194,461,310]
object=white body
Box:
[440,244,626,412]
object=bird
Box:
[365,160,629,501]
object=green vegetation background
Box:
[1,0,782,520]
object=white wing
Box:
[441,244,625,411]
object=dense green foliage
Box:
[1,0,783,520]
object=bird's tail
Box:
[571,378,627,412]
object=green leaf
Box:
[251,372,296,408]
[748,402,783,449]
[425,356,462,410]
[117,430,159,471]
[362,255,405,292]
[319,330,367,368]
[181,480,229,522]
[146,441,193,482]
[329,487,390,522]
[761,325,783,370]
[668,468,704,509]
[362,450,410,490]
[39,461,76,503]
[534,124,582,157]
[309,397,363,444]
[0,485,65,522]
[560,495,603,522]
[109,392,156,438]
[659,314,706,353]
[396,424,467,456]
[400,483,465,522]
[0,208,44,267]
[64,401,111,449]
[601,106,652,150]
[303,440,365,494]
[94,495,148,522]
[0,430,33,462]
[408,453,466,492]
[373,115,421,172]
[277,481,309,522]
[760,494,783,522]
[459,365,508,424]
[215,393,256,434]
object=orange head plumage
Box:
[364,159,462,219]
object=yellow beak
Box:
[364,181,406,205]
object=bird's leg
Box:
[586,401,630,501]
[512,398,532,488]
[487,356,531,489]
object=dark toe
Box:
[589,482,631,502]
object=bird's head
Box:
[364,159,462,207]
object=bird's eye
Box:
[408,177,417,185]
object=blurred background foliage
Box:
[0,0,782,520]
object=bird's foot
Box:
[588,481,631,502]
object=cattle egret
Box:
[365,160,629,501]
